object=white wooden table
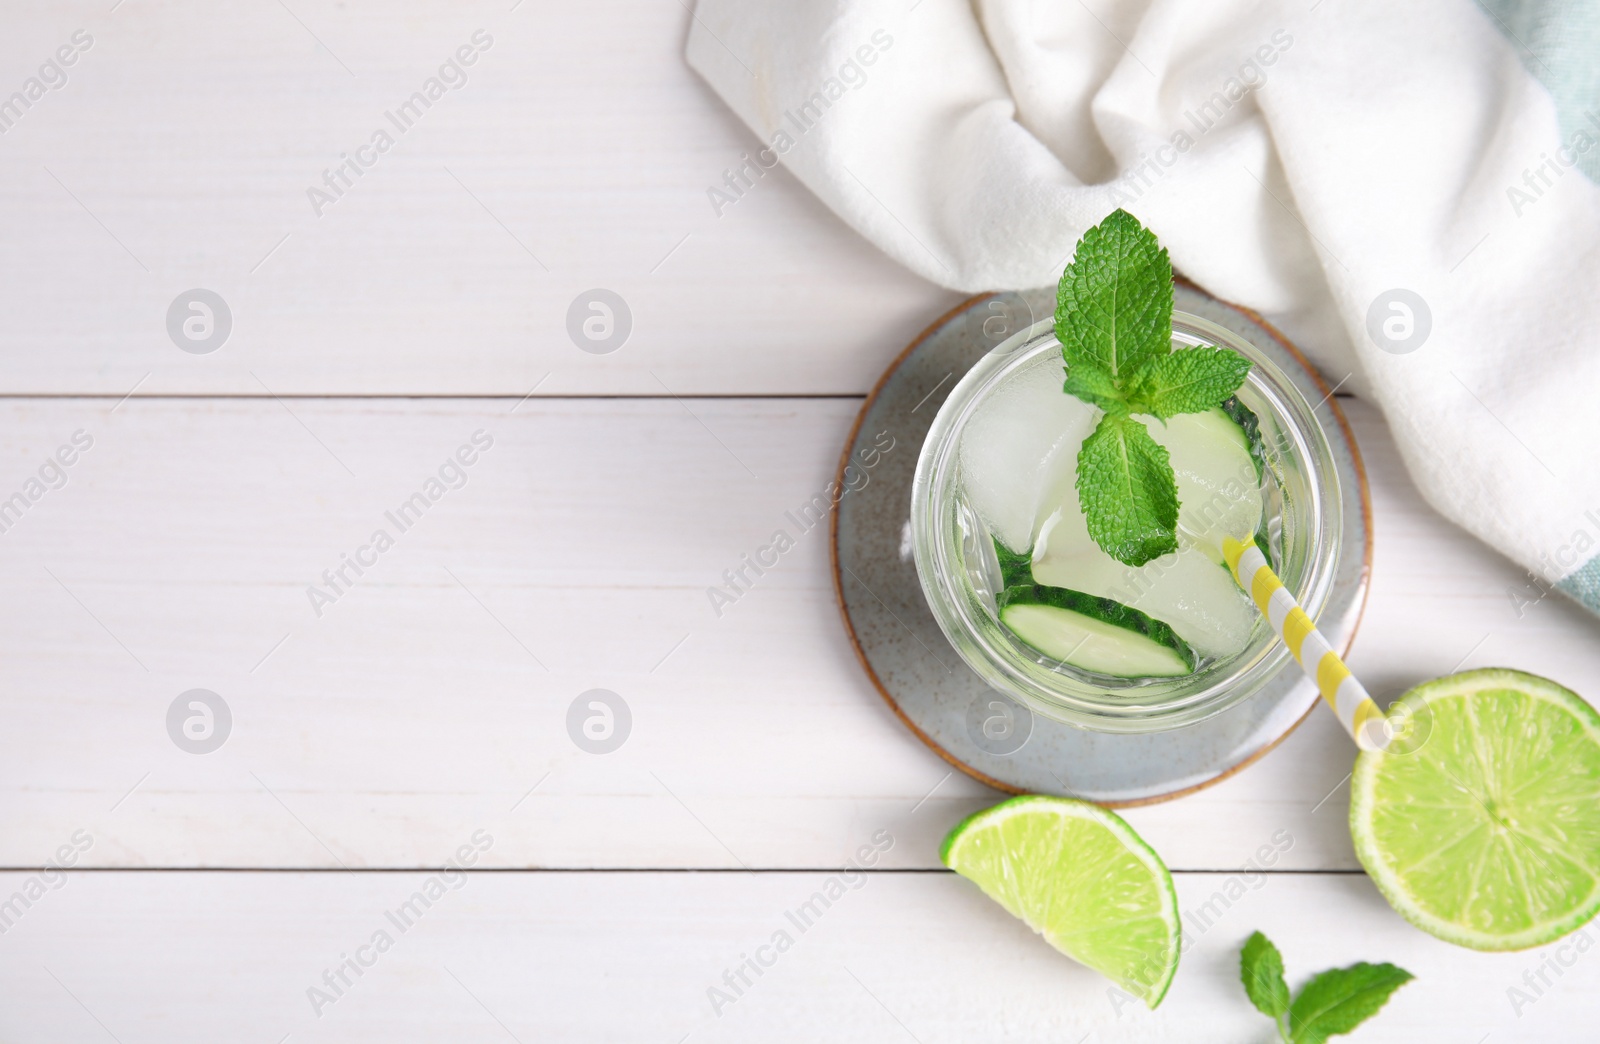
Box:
[2,2,1596,1040]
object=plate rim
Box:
[828,278,1374,807]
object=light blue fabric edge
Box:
[1556,553,1600,615]
[1475,0,1600,184]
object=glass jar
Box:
[910,313,1342,732]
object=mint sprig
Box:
[1239,931,1414,1044]
[1054,209,1253,566]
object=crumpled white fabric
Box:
[688,0,1600,615]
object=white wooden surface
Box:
[0,871,1590,1042]
[2,1,1597,1040]
[0,0,954,395]
[4,395,1597,877]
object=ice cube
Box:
[958,353,1099,554]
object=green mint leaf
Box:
[1075,413,1179,567]
[1062,361,1126,415]
[1287,962,1414,1044]
[1127,347,1253,420]
[992,537,1034,589]
[1240,932,1291,1026]
[1055,209,1173,384]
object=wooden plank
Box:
[1,395,1595,869]
[0,0,956,396]
[0,868,1585,1040]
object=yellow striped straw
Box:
[1222,537,1389,751]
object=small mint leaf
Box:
[1127,347,1252,420]
[1055,209,1173,385]
[1062,361,1126,414]
[1075,413,1179,567]
[1287,962,1414,1044]
[1240,932,1291,1022]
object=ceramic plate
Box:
[831,281,1371,805]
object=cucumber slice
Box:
[993,537,1034,589]
[1032,499,1259,660]
[998,584,1195,678]
[1144,407,1264,558]
[1220,395,1276,567]
[1219,395,1266,481]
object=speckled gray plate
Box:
[831,281,1371,805]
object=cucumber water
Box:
[959,351,1274,679]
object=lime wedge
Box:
[940,795,1180,1006]
[1351,668,1600,951]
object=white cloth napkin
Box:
[687,0,1600,620]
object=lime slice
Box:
[940,795,1180,1006]
[1351,668,1600,951]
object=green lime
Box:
[1351,667,1600,951]
[940,795,1180,1006]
